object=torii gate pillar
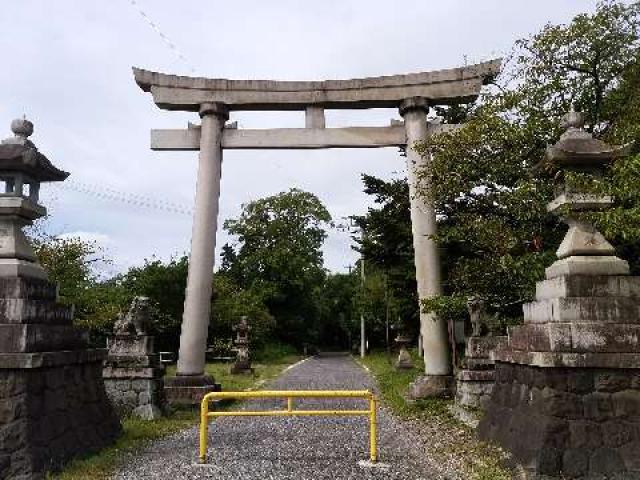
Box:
[401,98,453,397]
[164,103,227,403]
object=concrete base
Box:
[164,374,221,406]
[407,374,454,400]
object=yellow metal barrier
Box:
[199,390,378,464]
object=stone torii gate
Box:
[134,60,500,402]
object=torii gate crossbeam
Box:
[134,59,501,403]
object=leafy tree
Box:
[316,272,359,349]
[352,175,419,338]
[417,0,640,327]
[222,188,332,345]
[33,234,125,344]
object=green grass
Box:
[358,350,511,480]
[51,351,302,480]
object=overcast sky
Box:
[1,1,600,275]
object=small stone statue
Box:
[114,296,152,336]
[467,295,485,337]
[231,316,252,374]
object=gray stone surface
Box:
[113,356,452,480]
[103,299,166,419]
[133,60,501,111]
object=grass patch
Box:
[52,351,302,480]
[359,349,511,480]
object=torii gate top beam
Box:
[133,59,500,112]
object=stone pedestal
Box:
[164,374,220,406]
[408,374,454,399]
[0,277,121,479]
[103,335,166,419]
[479,274,640,478]
[456,336,506,411]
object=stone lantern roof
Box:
[543,111,630,168]
[0,118,69,182]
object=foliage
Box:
[316,272,359,349]
[359,350,511,480]
[417,0,640,326]
[222,188,332,346]
[352,175,419,340]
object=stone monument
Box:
[454,297,507,419]
[103,296,166,419]
[231,316,253,374]
[394,333,414,370]
[479,112,640,478]
[0,118,121,478]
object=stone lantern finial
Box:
[11,117,34,139]
[560,110,585,131]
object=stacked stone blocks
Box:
[0,278,121,479]
[456,336,506,410]
[103,298,166,419]
[479,112,640,479]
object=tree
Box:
[417,0,640,328]
[33,234,125,344]
[352,175,418,338]
[222,188,332,346]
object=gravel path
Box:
[113,356,455,480]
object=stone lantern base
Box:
[0,277,121,479]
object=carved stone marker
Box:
[479,112,640,479]
[467,295,484,337]
[394,334,414,370]
[0,119,121,478]
[231,316,253,374]
[103,297,166,419]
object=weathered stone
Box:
[407,374,454,400]
[102,298,166,419]
[562,448,589,478]
[132,404,163,420]
[589,447,624,474]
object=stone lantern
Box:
[478,113,640,478]
[0,117,68,279]
[0,118,120,479]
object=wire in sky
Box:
[127,0,197,74]
[48,179,194,217]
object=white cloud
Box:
[1,0,599,275]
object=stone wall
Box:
[103,377,165,419]
[456,336,506,411]
[0,277,121,479]
[0,352,121,479]
[479,363,640,479]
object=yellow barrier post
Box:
[369,395,378,462]
[198,390,378,464]
[199,394,209,464]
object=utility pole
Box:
[360,256,366,358]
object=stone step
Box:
[523,297,640,324]
[0,324,88,352]
[0,298,73,325]
[508,322,640,354]
[466,336,507,358]
[535,275,640,300]
[457,369,495,382]
[462,357,496,370]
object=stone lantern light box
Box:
[0,117,69,279]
